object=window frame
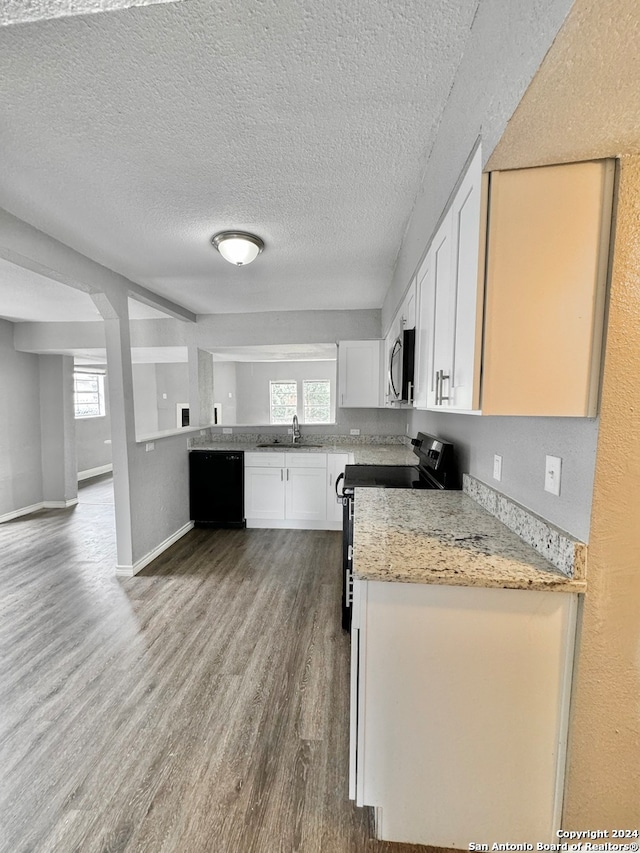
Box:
[73,371,106,419]
[302,379,332,424]
[269,380,298,425]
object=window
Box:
[73,372,106,418]
[270,381,297,424]
[303,380,331,424]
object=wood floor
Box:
[1,476,436,853]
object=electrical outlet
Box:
[493,454,502,481]
[350,429,360,436]
[545,455,562,496]
[145,442,155,452]
[287,428,293,434]
[200,429,206,436]
[222,427,232,435]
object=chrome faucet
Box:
[292,414,301,444]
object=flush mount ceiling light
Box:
[211,231,264,266]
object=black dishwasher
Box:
[189,450,245,528]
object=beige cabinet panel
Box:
[482,159,614,416]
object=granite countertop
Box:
[190,441,416,466]
[353,489,585,593]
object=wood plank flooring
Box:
[1,476,441,853]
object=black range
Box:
[339,432,459,630]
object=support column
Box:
[92,290,136,571]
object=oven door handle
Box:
[335,471,345,500]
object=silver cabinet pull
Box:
[286,468,289,481]
[435,369,450,405]
[439,370,450,404]
[280,469,283,481]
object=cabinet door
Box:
[400,278,416,330]
[358,581,578,847]
[326,453,351,524]
[414,248,434,410]
[426,208,454,408]
[482,160,614,416]
[449,147,485,411]
[244,467,286,519]
[338,340,382,408]
[285,466,327,521]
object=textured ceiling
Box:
[0,0,187,27]
[0,0,479,317]
[488,0,640,169]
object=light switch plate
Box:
[545,455,562,496]
[145,442,155,452]
[493,454,502,481]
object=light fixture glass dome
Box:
[211,231,264,266]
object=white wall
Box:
[0,319,43,517]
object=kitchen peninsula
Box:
[349,477,585,849]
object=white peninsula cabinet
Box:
[414,154,614,416]
[350,578,578,848]
[244,451,352,530]
[338,340,382,408]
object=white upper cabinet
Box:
[449,147,485,410]
[415,146,484,412]
[338,340,382,408]
[413,150,612,417]
[481,159,614,417]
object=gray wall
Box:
[212,362,237,424]
[408,409,597,541]
[0,319,43,516]
[382,0,593,541]
[75,368,112,475]
[132,363,159,437]
[39,354,77,504]
[128,432,190,564]
[235,360,336,425]
[155,362,189,431]
[382,0,575,331]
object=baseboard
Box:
[0,501,45,523]
[115,521,195,577]
[246,518,343,530]
[43,498,79,509]
[78,464,113,482]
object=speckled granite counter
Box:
[353,489,585,592]
[190,441,416,465]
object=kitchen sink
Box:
[256,443,324,449]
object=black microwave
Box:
[388,328,415,403]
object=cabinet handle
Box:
[286,468,289,481]
[439,370,450,404]
[280,469,283,481]
[341,392,344,406]
[435,369,441,405]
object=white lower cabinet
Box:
[245,451,352,530]
[350,578,578,849]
